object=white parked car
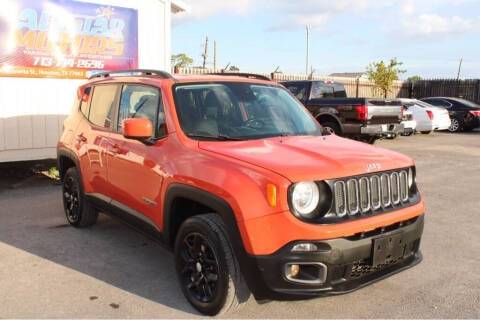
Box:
[399,99,451,134]
[400,108,417,136]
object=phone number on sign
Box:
[33,57,105,69]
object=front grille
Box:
[331,169,410,218]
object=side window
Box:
[80,86,92,116]
[440,100,453,108]
[310,82,334,99]
[89,85,118,129]
[118,85,166,137]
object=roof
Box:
[171,0,188,13]
[87,71,277,85]
[328,72,367,78]
[172,74,277,84]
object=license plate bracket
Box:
[372,232,406,267]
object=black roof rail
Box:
[206,72,271,81]
[88,69,173,80]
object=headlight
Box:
[291,182,320,217]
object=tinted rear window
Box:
[310,82,346,99]
[453,98,480,109]
[283,82,309,101]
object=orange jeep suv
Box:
[57,70,424,315]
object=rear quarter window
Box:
[89,85,118,129]
[80,87,92,116]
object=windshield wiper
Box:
[186,133,243,141]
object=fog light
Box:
[284,263,328,284]
[286,264,300,278]
[292,243,318,252]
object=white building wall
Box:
[0,0,175,162]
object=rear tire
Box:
[62,167,98,228]
[174,214,250,316]
[320,121,341,135]
[448,118,461,132]
[359,136,378,144]
[420,131,432,134]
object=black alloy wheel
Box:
[178,232,220,304]
[62,167,98,228]
[174,214,249,316]
[63,174,81,224]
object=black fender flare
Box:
[162,183,272,299]
[56,147,85,190]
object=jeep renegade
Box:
[57,70,424,316]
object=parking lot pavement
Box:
[1,131,479,318]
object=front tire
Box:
[174,214,250,316]
[62,167,98,228]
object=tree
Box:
[366,58,406,98]
[171,53,193,68]
[407,75,422,82]
[228,65,240,72]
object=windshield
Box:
[174,82,322,140]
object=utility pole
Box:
[305,25,310,76]
[213,40,217,71]
[202,36,209,69]
[456,58,463,81]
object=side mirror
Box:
[123,118,153,141]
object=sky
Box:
[171,0,480,79]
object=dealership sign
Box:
[0,0,138,79]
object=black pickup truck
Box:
[281,80,404,143]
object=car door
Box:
[106,84,167,228]
[75,84,119,196]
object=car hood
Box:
[199,135,414,182]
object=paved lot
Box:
[1,131,479,318]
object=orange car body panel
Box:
[59,75,425,256]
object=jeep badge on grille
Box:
[366,163,382,173]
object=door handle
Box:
[76,133,87,143]
[109,143,126,155]
[111,143,120,153]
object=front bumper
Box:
[250,214,423,299]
